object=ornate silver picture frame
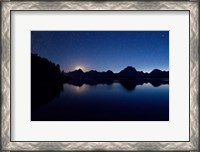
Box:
[1,1,199,151]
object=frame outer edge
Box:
[1,2,11,151]
[190,1,199,150]
[1,1,199,151]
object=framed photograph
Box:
[1,0,199,151]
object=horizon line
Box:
[64,67,169,74]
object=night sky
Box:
[31,31,169,73]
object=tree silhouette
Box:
[31,53,63,110]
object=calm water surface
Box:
[32,82,169,121]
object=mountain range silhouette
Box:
[65,66,169,79]
[31,53,169,110]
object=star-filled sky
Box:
[31,31,169,73]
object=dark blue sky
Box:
[31,31,169,73]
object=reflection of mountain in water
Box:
[31,54,169,110]
[66,78,168,91]
[65,66,169,91]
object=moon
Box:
[75,65,85,71]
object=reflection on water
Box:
[32,80,169,121]
[67,84,89,93]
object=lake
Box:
[31,81,169,121]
